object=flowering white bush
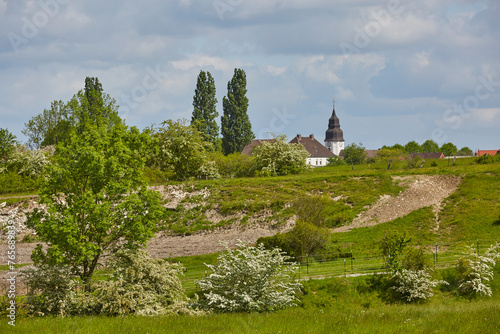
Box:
[5,145,52,177]
[391,269,448,302]
[252,134,310,176]
[90,248,198,316]
[195,241,302,312]
[456,243,500,297]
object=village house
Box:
[475,149,500,156]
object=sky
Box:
[1,0,499,151]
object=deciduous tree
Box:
[343,142,367,165]
[26,124,163,291]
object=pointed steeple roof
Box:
[325,101,344,142]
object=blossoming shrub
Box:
[456,243,500,297]
[391,269,448,302]
[195,241,302,312]
[88,249,197,316]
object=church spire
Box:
[324,99,345,155]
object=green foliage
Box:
[326,156,345,166]
[343,142,366,165]
[210,152,254,177]
[26,124,163,289]
[440,142,457,156]
[376,148,405,162]
[191,70,220,151]
[195,241,301,313]
[475,154,495,164]
[402,247,433,271]
[23,77,121,150]
[0,128,17,161]
[221,68,254,155]
[405,155,422,169]
[252,134,309,176]
[421,139,440,153]
[0,171,39,194]
[22,263,76,316]
[457,146,473,156]
[379,232,411,271]
[22,100,72,149]
[404,140,421,153]
[73,77,122,132]
[154,119,211,180]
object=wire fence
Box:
[2,239,498,295]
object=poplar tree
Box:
[221,68,254,155]
[191,71,220,150]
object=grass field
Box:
[3,272,499,333]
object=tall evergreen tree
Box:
[221,68,254,155]
[191,71,219,150]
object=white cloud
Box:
[472,108,500,124]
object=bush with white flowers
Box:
[391,269,448,302]
[456,243,500,297]
[195,241,302,313]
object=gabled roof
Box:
[476,149,500,156]
[289,134,335,158]
[241,139,275,155]
[409,152,445,159]
[365,150,379,158]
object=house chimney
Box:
[297,134,301,139]
[309,134,314,139]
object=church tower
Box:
[324,101,344,156]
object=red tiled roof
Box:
[289,134,335,158]
[476,150,500,156]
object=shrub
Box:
[22,264,76,317]
[89,249,196,316]
[456,243,500,297]
[326,156,345,166]
[475,154,494,164]
[391,269,448,302]
[379,232,411,271]
[195,241,302,313]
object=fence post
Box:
[306,255,309,275]
[350,250,353,271]
[344,259,347,278]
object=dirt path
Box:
[333,174,461,232]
